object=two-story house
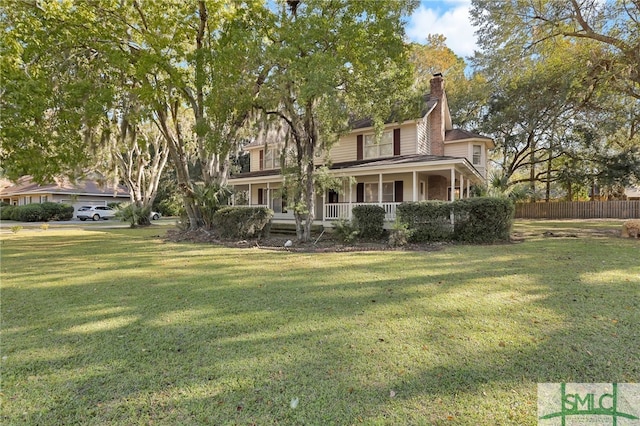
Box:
[228,74,494,225]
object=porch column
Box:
[467,178,471,198]
[322,190,326,222]
[412,171,418,201]
[378,173,383,205]
[249,183,252,205]
[450,168,456,201]
[460,174,464,199]
[267,182,270,208]
[349,180,353,217]
[450,168,455,226]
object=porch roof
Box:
[229,154,482,181]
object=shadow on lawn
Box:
[1,231,638,424]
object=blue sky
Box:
[406,0,477,59]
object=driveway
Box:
[0,217,175,232]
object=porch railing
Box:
[324,202,400,222]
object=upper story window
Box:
[364,131,393,159]
[472,145,482,165]
[259,146,280,170]
[264,148,276,169]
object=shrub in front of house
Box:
[452,197,514,243]
[0,204,16,221]
[59,204,75,220]
[352,205,386,240]
[332,218,359,244]
[116,203,151,227]
[396,201,453,242]
[40,202,74,221]
[15,204,46,222]
[396,198,514,244]
[212,206,273,239]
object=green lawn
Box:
[1,221,638,425]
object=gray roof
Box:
[445,128,492,141]
[229,154,466,179]
[0,176,130,197]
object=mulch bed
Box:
[164,229,445,253]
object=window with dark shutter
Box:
[394,181,403,202]
[257,188,263,205]
[259,150,264,171]
[356,182,364,202]
[357,135,363,160]
[393,128,401,156]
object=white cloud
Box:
[406,1,478,58]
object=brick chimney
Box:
[429,73,446,156]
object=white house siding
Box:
[417,117,430,155]
[443,141,469,158]
[444,141,488,179]
[400,123,418,155]
[327,133,358,164]
[249,149,258,172]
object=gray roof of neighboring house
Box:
[0,176,130,197]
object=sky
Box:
[406,0,478,59]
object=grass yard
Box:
[1,220,638,425]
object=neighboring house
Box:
[625,186,640,200]
[0,176,130,215]
[228,74,494,225]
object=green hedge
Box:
[352,205,386,240]
[212,206,273,239]
[0,205,16,221]
[40,202,74,221]
[452,197,514,243]
[15,204,46,222]
[396,201,453,242]
[0,202,74,222]
[396,198,514,244]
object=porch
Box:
[229,157,484,227]
[324,202,400,222]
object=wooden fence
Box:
[515,201,640,219]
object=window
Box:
[364,182,394,202]
[472,145,482,165]
[364,131,393,159]
[259,147,280,170]
[264,148,276,169]
[40,195,48,203]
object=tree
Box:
[1,1,271,230]
[470,1,640,198]
[257,0,416,241]
[408,35,486,128]
[1,1,115,182]
[471,0,640,99]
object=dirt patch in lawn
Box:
[511,225,622,242]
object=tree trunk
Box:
[545,146,552,202]
[529,133,536,197]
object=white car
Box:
[150,211,162,220]
[77,206,116,221]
